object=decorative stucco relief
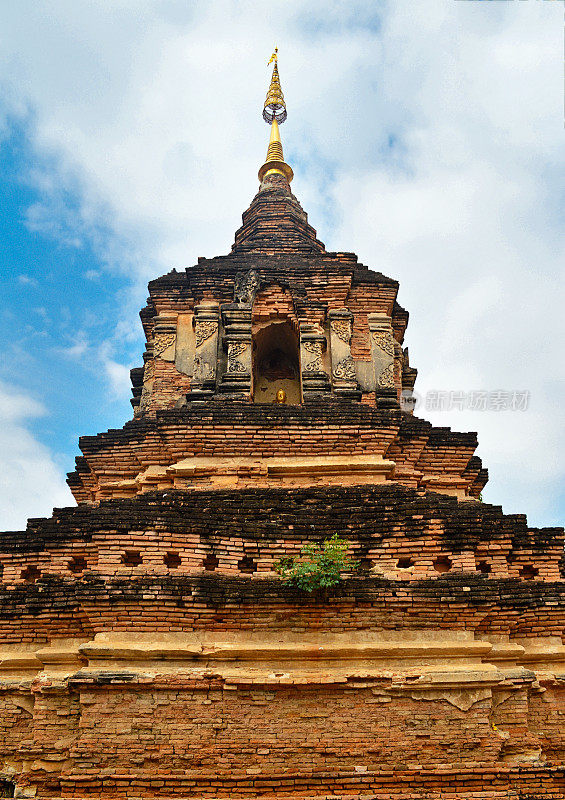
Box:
[371,330,395,358]
[303,340,323,372]
[333,355,356,381]
[153,332,176,358]
[330,319,351,344]
[378,362,395,389]
[227,341,249,373]
[195,320,218,348]
[193,356,215,382]
[234,270,260,304]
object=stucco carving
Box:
[142,360,155,383]
[303,340,323,372]
[193,356,215,382]
[153,332,176,357]
[333,355,356,381]
[378,362,395,389]
[330,319,351,344]
[139,361,155,410]
[234,270,260,304]
[371,331,395,358]
[195,320,217,348]
[227,341,249,373]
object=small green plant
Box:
[274,534,358,594]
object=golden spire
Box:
[258,49,293,183]
[263,49,286,124]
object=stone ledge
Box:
[3,632,564,685]
[99,454,398,497]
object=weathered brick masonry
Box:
[1,75,564,800]
[67,404,486,503]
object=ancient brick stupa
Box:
[1,55,564,800]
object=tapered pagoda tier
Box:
[1,58,564,800]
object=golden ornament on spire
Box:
[259,50,293,183]
[263,48,286,124]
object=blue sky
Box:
[0,121,142,451]
[0,0,563,530]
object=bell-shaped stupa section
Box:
[232,171,326,255]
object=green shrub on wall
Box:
[274,534,358,593]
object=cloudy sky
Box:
[0,0,563,532]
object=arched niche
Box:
[252,321,301,404]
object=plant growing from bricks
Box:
[274,533,359,593]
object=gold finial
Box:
[263,48,286,124]
[259,50,293,183]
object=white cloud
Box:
[56,333,133,399]
[58,331,89,359]
[329,1,565,525]
[0,381,73,531]
[84,269,100,281]
[0,0,563,526]
[101,355,132,400]
[17,274,38,287]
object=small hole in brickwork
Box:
[0,781,15,798]
[519,564,539,580]
[433,556,452,574]
[21,565,41,582]
[359,558,373,570]
[0,563,4,579]
[203,554,219,571]
[68,556,87,574]
[164,552,181,569]
[238,556,257,574]
[397,557,414,569]
[477,560,491,575]
[122,550,142,567]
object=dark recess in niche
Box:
[238,556,257,574]
[122,551,142,567]
[203,554,219,571]
[164,552,182,569]
[68,556,87,574]
[433,556,452,574]
[21,565,41,582]
[519,564,539,580]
